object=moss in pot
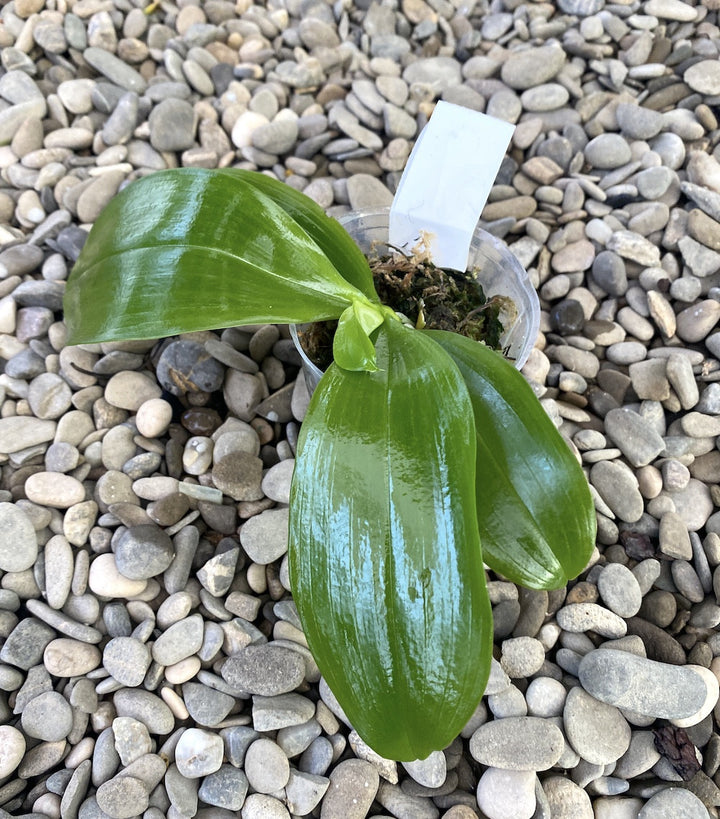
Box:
[63,167,595,761]
[292,206,541,390]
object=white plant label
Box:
[389,101,515,272]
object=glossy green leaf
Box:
[333,300,387,372]
[289,320,493,761]
[426,330,596,590]
[63,168,372,344]
[219,169,379,302]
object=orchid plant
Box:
[64,168,596,761]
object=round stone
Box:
[198,765,250,811]
[318,759,379,818]
[28,372,73,419]
[105,371,162,410]
[175,728,224,778]
[477,768,536,819]
[556,602,627,638]
[24,472,86,508]
[149,98,196,152]
[43,638,102,677]
[245,738,291,793]
[88,553,148,599]
[0,502,37,571]
[638,787,710,818]
[221,644,305,696]
[112,716,152,765]
[157,340,225,396]
[261,459,294,504]
[684,60,720,95]
[543,776,593,818]
[242,793,291,819]
[584,134,632,169]
[550,299,585,335]
[113,688,175,734]
[239,508,289,563]
[597,564,642,617]
[470,717,564,771]
[500,45,566,90]
[0,725,25,777]
[96,776,150,819]
[500,637,545,678]
[401,751,446,788]
[114,524,174,580]
[103,637,152,687]
[590,461,644,524]
[21,690,73,741]
[135,398,173,438]
[564,686,631,765]
[152,614,204,666]
[212,451,264,501]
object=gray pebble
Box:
[604,408,665,468]
[564,686,631,765]
[152,613,204,666]
[83,47,147,93]
[590,461,644,523]
[556,603,627,638]
[500,45,566,90]
[103,636,152,687]
[0,503,37,572]
[239,508,289,563]
[112,716,152,765]
[320,758,379,818]
[95,775,149,819]
[579,649,709,720]
[115,525,174,580]
[252,693,315,731]
[113,688,175,735]
[149,98,196,152]
[221,643,305,695]
[182,681,235,726]
[198,764,249,811]
[245,737,291,793]
[21,690,73,741]
[470,717,564,771]
[638,787,710,818]
[0,617,55,669]
[585,134,632,169]
[597,564,642,617]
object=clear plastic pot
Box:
[291,207,541,391]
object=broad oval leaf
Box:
[289,320,493,761]
[221,168,379,302]
[426,330,596,589]
[63,168,370,344]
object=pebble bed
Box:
[4,0,720,817]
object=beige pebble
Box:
[104,371,162,411]
[43,638,102,677]
[25,472,86,508]
[88,553,148,598]
[0,725,25,778]
[135,398,173,438]
[165,656,202,684]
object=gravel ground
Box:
[3,0,720,817]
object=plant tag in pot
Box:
[389,102,515,272]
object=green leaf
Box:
[220,169,379,302]
[289,320,492,761]
[426,330,596,589]
[63,168,370,344]
[333,300,386,372]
